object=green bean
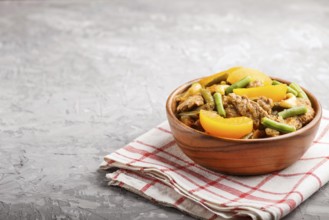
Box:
[261,117,296,133]
[289,82,309,100]
[287,87,298,96]
[225,76,252,95]
[213,92,226,117]
[272,80,298,96]
[201,88,215,109]
[271,80,281,85]
[278,106,307,119]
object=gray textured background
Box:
[0,0,329,219]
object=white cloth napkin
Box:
[100,110,329,220]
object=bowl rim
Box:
[166,76,322,143]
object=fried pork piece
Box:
[223,93,272,128]
[296,98,315,125]
[257,96,274,115]
[176,94,204,112]
[283,116,303,129]
[224,102,240,118]
[265,128,280,137]
[279,98,315,129]
[252,129,267,139]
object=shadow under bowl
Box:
[166,77,322,176]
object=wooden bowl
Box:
[166,77,322,176]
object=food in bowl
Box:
[166,69,321,175]
[175,67,315,139]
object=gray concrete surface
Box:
[0,0,329,219]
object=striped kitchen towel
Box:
[100,110,329,220]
